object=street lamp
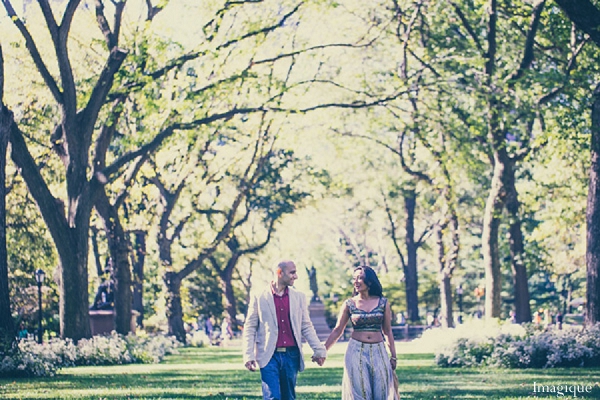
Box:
[456,284,464,324]
[34,268,45,344]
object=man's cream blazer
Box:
[242,286,326,372]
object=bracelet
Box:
[390,356,397,360]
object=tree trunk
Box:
[219,254,241,332]
[131,230,147,327]
[95,192,133,335]
[435,226,454,328]
[165,271,186,342]
[482,158,504,319]
[8,121,94,341]
[403,189,420,322]
[586,83,600,325]
[0,98,14,350]
[59,234,93,341]
[504,167,532,323]
[90,227,105,277]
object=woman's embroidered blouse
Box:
[347,297,386,332]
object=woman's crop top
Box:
[347,297,387,332]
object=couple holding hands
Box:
[242,260,399,400]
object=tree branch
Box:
[37,0,60,41]
[239,218,277,255]
[81,47,128,146]
[145,0,166,21]
[554,0,600,47]
[382,193,406,270]
[1,0,63,102]
[103,107,264,177]
[95,0,116,48]
[60,0,82,39]
[218,3,303,50]
[9,123,68,244]
[450,1,484,56]
[504,0,546,85]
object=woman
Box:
[324,266,399,400]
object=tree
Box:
[0,46,14,351]
[1,0,346,339]
[430,0,589,322]
[587,84,600,325]
[554,0,600,327]
[146,121,281,342]
[208,148,312,330]
[1,0,136,340]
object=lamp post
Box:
[34,268,45,344]
[456,285,464,324]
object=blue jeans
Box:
[260,347,300,400]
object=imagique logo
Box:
[533,382,594,397]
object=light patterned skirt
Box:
[342,338,399,400]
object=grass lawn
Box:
[1,340,600,399]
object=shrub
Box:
[187,330,209,348]
[0,332,180,377]
[577,324,600,367]
[434,322,600,369]
[0,347,58,377]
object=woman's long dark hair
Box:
[353,266,383,297]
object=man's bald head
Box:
[274,260,297,288]
[275,260,295,275]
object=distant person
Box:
[242,260,326,400]
[396,311,406,326]
[221,317,233,341]
[17,323,28,340]
[426,312,434,326]
[322,265,399,399]
[205,316,214,338]
[556,312,563,330]
[544,309,552,329]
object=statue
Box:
[306,266,320,302]
[90,271,115,310]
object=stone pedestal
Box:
[308,301,331,341]
[89,310,139,335]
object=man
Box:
[242,260,326,400]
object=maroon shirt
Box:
[272,286,297,348]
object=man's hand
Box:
[245,360,258,371]
[311,355,326,366]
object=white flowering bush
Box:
[577,324,600,366]
[1,347,58,377]
[187,330,209,348]
[435,336,495,367]
[76,332,132,365]
[126,333,181,363]
[0,332,180,377]
[435,322,600,369]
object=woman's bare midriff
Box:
[351,331,384,344]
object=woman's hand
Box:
[390,356,397,370]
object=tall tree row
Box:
[2,0,600,336]
[1,0,373,340]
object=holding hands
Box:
[311,355,326,366]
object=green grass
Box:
[1,341,600,399]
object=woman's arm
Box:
[323,301,351,350]
[382,300,397,369]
